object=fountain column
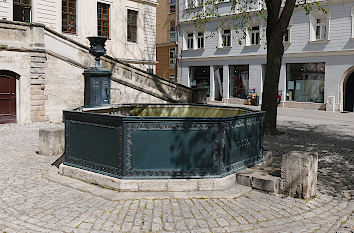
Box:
[83,36,112,106]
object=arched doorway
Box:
[344,72,354,112]
[0,71,17,124]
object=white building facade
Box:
[178,0,354,112]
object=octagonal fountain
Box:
[63,103,264,179]
[60,37,265,191]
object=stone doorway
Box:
[0,71,17,124]
[344,72,354,112]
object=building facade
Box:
[0,0,173,124]
[178,0,354,112]
[156,0,178,82]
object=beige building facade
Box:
[0,1,193,124]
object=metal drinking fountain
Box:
[83,36,112,106]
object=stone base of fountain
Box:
[59,163,238,192]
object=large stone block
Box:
[38,127,64,155]
[281,151,318,199]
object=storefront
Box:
[286,63,325,103]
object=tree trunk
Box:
[261,35,284,135]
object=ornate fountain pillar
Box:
[84,36,112,106]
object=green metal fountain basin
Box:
[63,103,265,179]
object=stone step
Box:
[236,166,281,193]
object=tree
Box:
[187,0,325,135]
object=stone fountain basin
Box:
[63,103,265,179]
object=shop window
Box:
[169,21,176,42]
[13,0,31,23]
[286,63,325,103]
[187,33,194,49]
[62,0,77,34]
[169,0,176,13]
[229,65,249,99]
[97,2,110,38]
[189,66,210,96]
[197,32,204,49]
[169,48,176,69]
[222,29,231,47]
[127,9,138,42]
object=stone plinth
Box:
[281,151,318,199]
[59,164,237,192]
[38,127,64,155]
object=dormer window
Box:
[250,26,260,45]
[309,11,330,42]
[315,18,327,40]
[197,32,204,48]
[222,29,231,47]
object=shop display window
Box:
[189,66,210,96]
[286,63,325,103]
[229,65,249,99]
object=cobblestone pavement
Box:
[0,108,353,233]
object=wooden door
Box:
[0,72,16,124]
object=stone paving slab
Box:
[0,108,353,232]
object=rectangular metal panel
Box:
[224,118,262,166]
[68,122,120,169]
[132,129,212,170]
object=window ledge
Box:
[283,42,292,46]
[182,49,195,51]
[308,39,330,44]
[216,46,232,49]
[195,48,205,51]
[126,41,138,45]
[244,44,261,48]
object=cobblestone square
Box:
[0,108,353,232]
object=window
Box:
[13,0,31,23]
[169,0,176,13]
[186,0,195,9]
[169,74,176,82]
[310,12,329,42]
[169,21,176,42]
[286,63,325,103]
[315,18,327,40]
[197,32,204,49]
[97,3,110,38]
[62,0,76,34]
[187,33,194,49]
[283,26,290,43]
[229,65,249,99]
[169,48,176,68]
[250,26,260,45]
[127,9,138,42]
[147,68,154,74]
[222,29,231,47]
[352,7,354,38]
[189,66,210,96]
[196,0,204,7]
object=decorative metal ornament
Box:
[87,36,108,69]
